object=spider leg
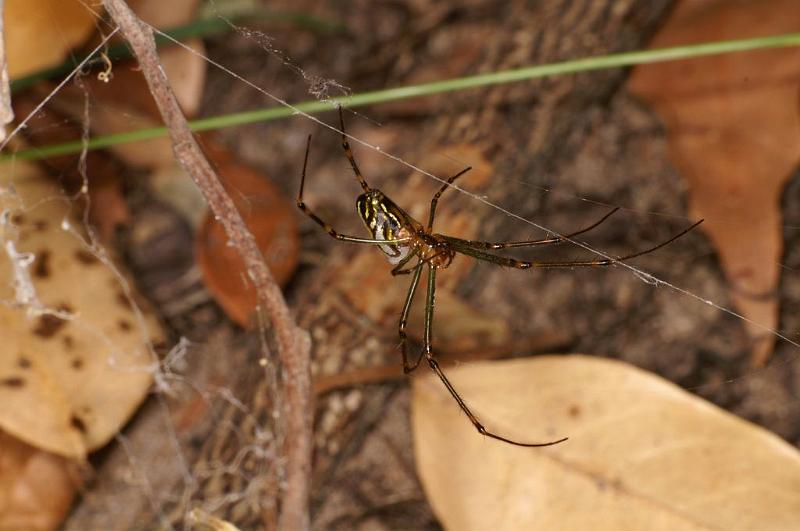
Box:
[298,135,410,245]
[427,166,472,231]
[442,219,703,269]
[462,207,620,250]
[399,263,425,373]
[338,106,371,192]
[420,263,567,447]
[397,258,455,374]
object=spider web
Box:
[2,1,799,529]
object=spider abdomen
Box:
[357,190,415,264]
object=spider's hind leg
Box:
[398,263,425,373]
[419,263,567,448]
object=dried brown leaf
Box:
[627,0,800,365]
[12,95,131,240]
[6,0,98,79]
[195,158,299,328]
[0,161,163,458]
[188,509,243,531]
[128,0,205,117]
[0,431,79,531]
[43,0,205,169]
[157,38,206,117]
[51,37,206,170]
[413,356,800,531]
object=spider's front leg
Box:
[297,135,411,246]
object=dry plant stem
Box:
[101,1,312,529]
[313,332,572,395]
[0,0,14,141]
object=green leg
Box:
[399,264,424,372]
[420,264,568,448]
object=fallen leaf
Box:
[0,431,80,531]
[149,159,209,227]
[70,37,207,122]
[127,0,206,118]
[13,95,131,240]
[0,159,163,459]
[49,36,207,170]
[188,509,243,531]
[50,84,175,170]
[627,0,800,365]
[195,158,299,328]
[413,356,800,531]
[157,38,207,118]
[6,0,98,79]
[41,0,206,169]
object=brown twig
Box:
[101,1,312,529]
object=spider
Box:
[297,107,702,447]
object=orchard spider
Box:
[297,108,702,447]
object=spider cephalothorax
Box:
[296,106,702,447]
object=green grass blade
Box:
[6,31,800,162]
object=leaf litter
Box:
[4,0,800,528]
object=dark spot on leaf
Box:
[17,357,31,369]
[1,377,25,388]
[568,404,581,418]
[74,249,99,265]
[33,249,51,279]
[72,358,83,370]
[34,314,67,338]
[116,291,128,308]
[63,335,74,349]
[118,319,132,332]
[33,304,73,338]
[70,415,87,434]
[11,213,25,225]
[33,219,48,232]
